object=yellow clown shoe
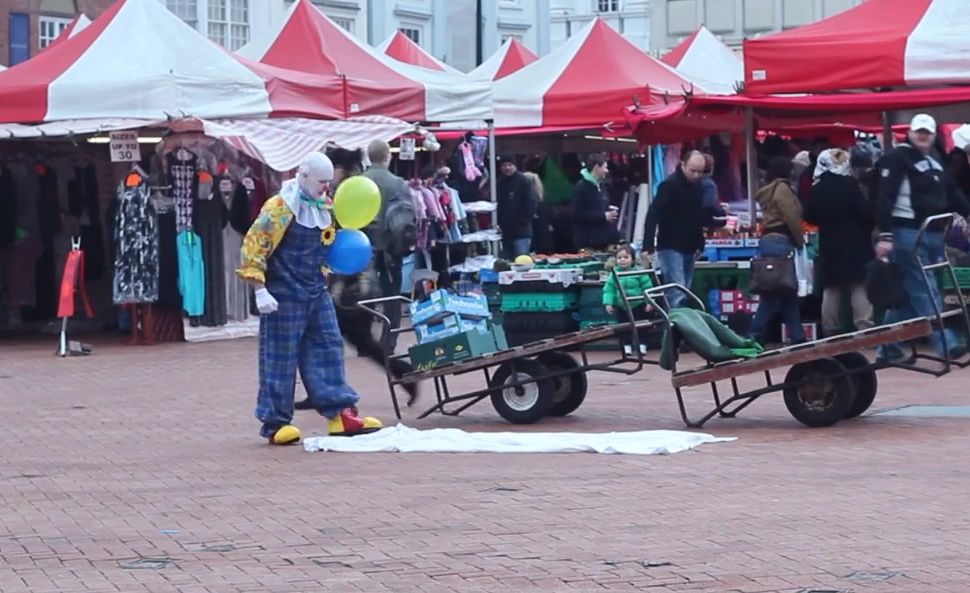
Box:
[268,425,302,445]
[327,408,383,437]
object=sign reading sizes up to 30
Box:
[109,131,141,163]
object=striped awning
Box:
[201,116,415,171]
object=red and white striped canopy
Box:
[744,0,970,94]
[494,19,692,129]
[470,38,538,81]
[0,0,347,123]
[43,13,91,52]
[377,31,459,74]
[661,26,741,95]
[239,0,491,123]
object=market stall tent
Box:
[744,0,970,94]
[494,18,694,129]
[661,26,742,95]
[377,31,460,74]
[0,0,351,123]
[469,38,538,81]
[239,0,491,123]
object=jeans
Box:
[878,228,960,358]
[748,235,805,344]
[655,249,695,309]
[374,252,403,353]
[501,237,532,260]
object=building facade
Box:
[549,0,650,51]
[164,0,547,73]
[1,0,115,67]
[650,0,866,53]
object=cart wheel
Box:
[835,352,878,419]
[538,351,588,416]
[782,358,856,427]
[489,359,556,424]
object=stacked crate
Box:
[498,268,583,346]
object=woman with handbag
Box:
[749,156,807,345]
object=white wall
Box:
[650,0,865,53]
[549,0,651,51]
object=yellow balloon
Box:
[333,176,381,229]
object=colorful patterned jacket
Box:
[237,195,336,284]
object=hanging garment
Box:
[176,230,205,316]
[192,184,227,326]
[230,180,252,234]
[168,148,198,232]
[222,188,249,322]
[112,180,159,304]
[151,192,181,308]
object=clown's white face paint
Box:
[297,152,334,199]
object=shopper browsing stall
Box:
[237,152,382,445]
[642,150,714,308]
[875,114,970,361]
[571,152,620,251]
[748,156,806,345]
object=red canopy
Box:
[377,31,458,73]
[469,38,538,81]
[744,0,970,94]
[494,18,693,129]
[0,0,346,123]
[239,0,491,122]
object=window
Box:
[331,17,354,33]
[39,16,72,48]
[400,26,421,44]
[207,0,249,50]
[166,0,198,29]
[9,13,30,65]
[597,0,620,12]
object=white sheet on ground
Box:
[303,424,735,455]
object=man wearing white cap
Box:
[237,152,382,445]
[875,114,970,362]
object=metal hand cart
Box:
[358,268,663,425]
[647,214,970,428]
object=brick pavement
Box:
[1,335,969,593]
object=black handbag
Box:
[750,255,798,295]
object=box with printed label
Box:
[408,289,491,325]
[408,324,509,371]
[414,315,490,344]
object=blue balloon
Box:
[329,229,372,275]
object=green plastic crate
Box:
[579,285,605,306]
[500,292,579,312]
[941,267,970,290]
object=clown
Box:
[238,152,382,445]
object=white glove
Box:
[255,288,279,315]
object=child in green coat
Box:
[603,245,655,355]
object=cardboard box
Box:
[408,324,509,371]
[408,289,491,325]
[498,268,584,287]
[414,314,490,344]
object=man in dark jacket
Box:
[875,114,970,361]
[496,155,538,259]
[643,150,714,308]
[571,152,619,250]
[362,139,409,352]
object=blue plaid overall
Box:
[255,222,359,438]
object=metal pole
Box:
[488,119,498,235]
[745,107,758,231]
[881,111,895,153]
